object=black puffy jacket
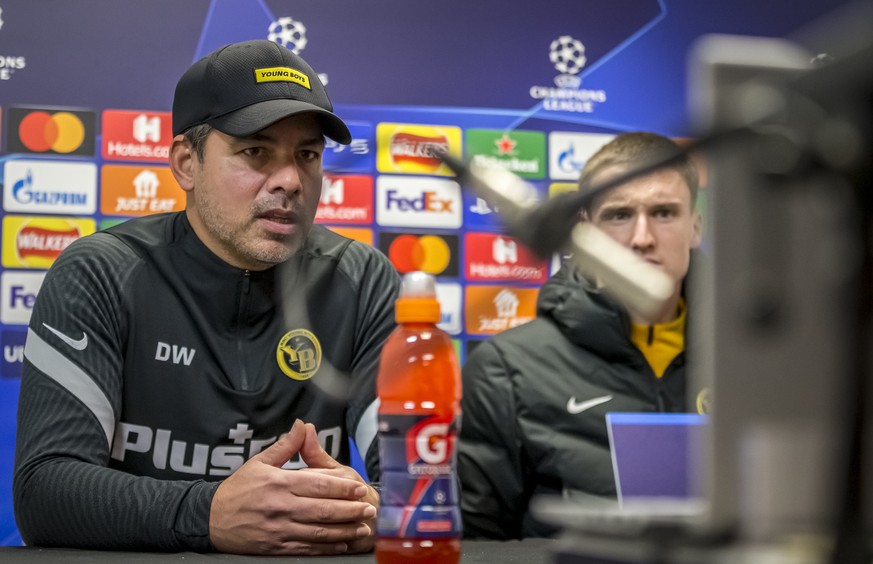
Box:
[458,263,689,539]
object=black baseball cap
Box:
[172,40,351,144]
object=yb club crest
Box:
[276,329,322,380]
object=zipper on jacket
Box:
[236,270,252,390]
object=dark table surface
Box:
[0,539,557,563]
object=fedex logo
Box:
[376,176,461,229]
[385,190,453,213]
[1,271,46,325]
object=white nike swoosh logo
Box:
[43,323,89,351]
[567,395,613,415]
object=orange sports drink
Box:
[375,271,462,564]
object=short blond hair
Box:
[578,132,699,212]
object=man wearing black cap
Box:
[13,40,399,555]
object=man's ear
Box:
[691,211,703,248]
[169,134,196,193]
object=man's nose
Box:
[269,159,304,196]
[630,215,655,250]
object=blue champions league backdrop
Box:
[0,0,852,545]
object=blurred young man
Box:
[458,132,702,538]
[14,40,399,555]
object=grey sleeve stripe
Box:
[24,328,116,450]
[355,398,380,459]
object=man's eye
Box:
[242,147,264,158]
[299,150,321,162]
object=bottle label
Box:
[377,412,462,538]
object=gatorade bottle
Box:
[375,271,462,564]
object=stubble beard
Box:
[197,195,305,269]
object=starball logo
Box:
[528,35,607,115]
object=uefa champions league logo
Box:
[267,16,308,54]
[549,35,585,88]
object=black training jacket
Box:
[14,212,399,551]
[458,263,690,539]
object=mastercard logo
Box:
[20,112,85,153]
[379,233,459,276]
[7,107,96,157]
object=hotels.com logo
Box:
[464,233,548,283]
[102,110,172,162]
[315,174,373,225]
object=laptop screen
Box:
[606,412,707,507]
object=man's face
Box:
[589,167,701,286]
[184,114,325,270]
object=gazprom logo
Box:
[376,176,462,229]
[3,160,96,215]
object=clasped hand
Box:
[209,419,379,555]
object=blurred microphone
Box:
[438,152,674,320]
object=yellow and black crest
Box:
[276,329,322,380]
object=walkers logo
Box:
[548,132,615,180]
[315,174,373,225]
[102,110,172,162]
[2,329,26,379]
[435,282,462,336]
[3,160,97,215]
[2,216,96,269]
[528,35,608,115]
[376,176,462,229]
[323,122,373,173]
[465,129,546,179]
[326,226,373,246]
[379,232,458,277]
[464,285,537,335]
[376,124,462,176]
[6,107,96,156]
[276,328,322,381]
[1,271,45,325]
[101,165,185,216]
[464,233,548,283]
